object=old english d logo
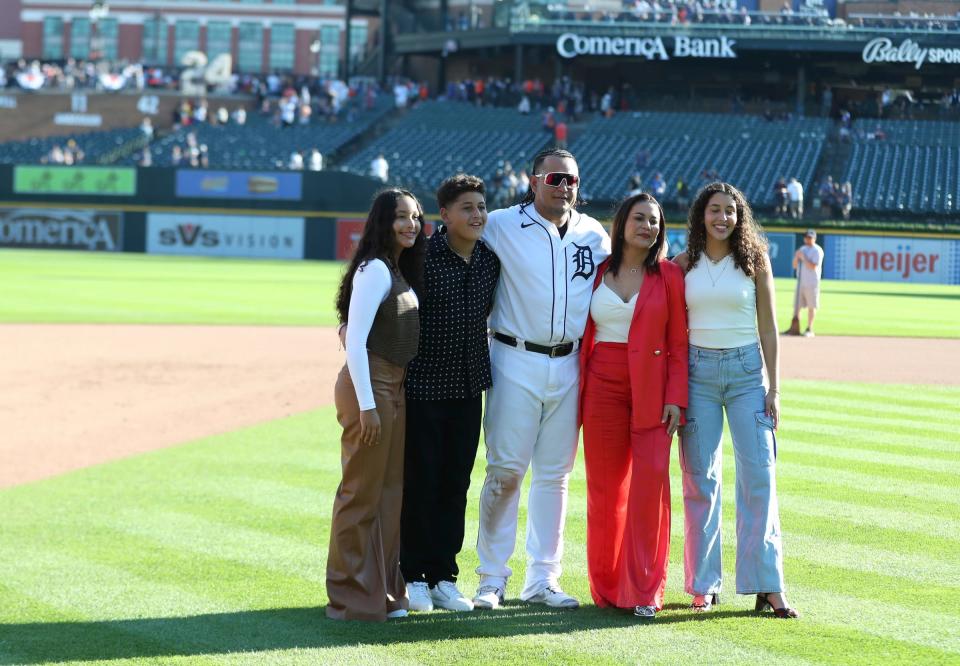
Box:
[571,243,595,280]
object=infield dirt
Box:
[2,324,958,489]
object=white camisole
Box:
[685,255,759,349]
[590,280,636,343]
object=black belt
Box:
[492,332,579,358]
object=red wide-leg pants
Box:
[582,342,672,610]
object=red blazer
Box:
[579,258,688,431]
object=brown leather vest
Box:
[366,264,420,367]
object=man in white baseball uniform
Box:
[473,148,611,610]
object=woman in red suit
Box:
[579,192,688,619]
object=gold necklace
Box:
[704,254,731,287]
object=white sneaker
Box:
[406,581,434,612]
[473,584,505,610]
[803,329,815,337]
[525,585,580,609]
[431,580,474,611]
[386,609,408,619]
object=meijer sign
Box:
[556,33,736,60]
[823,234,959,284]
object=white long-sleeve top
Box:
[345,259,418,411]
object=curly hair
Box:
[608,192,667,276]
[335,189,426,324]
[686,182,768,278]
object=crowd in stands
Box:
[816,176,853,219]
[137,77,385,169]
[515,0,959,30]
[42,139,86,166]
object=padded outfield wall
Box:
[0,164,958,284]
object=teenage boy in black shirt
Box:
[401,174,500,612]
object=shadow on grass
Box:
[0,603,758,664]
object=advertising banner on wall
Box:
[335,218,437,260]
[0,208,122,251]
[823,234,960,284]
[175,170,303,201]
[13,166,137,196]
[146,213,305,259]
[766,232,797,278]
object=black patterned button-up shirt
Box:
[405,225,500,400]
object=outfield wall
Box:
[1,165,959,284]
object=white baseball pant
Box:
[475,339,580,599]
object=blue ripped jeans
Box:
[679,343,785,596]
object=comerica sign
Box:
[556,33,737,60]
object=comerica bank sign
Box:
[556,33,737,60]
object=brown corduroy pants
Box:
[326,354,409,622]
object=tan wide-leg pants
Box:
[326,353,408,622]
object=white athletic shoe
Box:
[525,585,580,609]
[431,580,474,611]
[803,329,815,337]
[473,584,505,610]
[407,581,434,612]
[387,609,408,619]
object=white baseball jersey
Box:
[482,203,611,345]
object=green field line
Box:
[777,494,960,541]
[782,382,960,407]
[780,426,960,458]
[785,440,960,474]
[783,408,960,442]
[781,510,957,561]
[785,400,960,431]
[779,462,960,507]
[782,450,958,488]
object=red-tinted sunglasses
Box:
[536,172,580,188]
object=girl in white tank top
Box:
[674,182,798,620]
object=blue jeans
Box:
[679,343,785,595]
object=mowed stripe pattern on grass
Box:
[2,249,958,337]
[1,380,959,665]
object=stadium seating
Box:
[571,112,829,205]
[341,100,551,193]
[843,119,960,214]
[0,128,143,165]
[136,96,395,169]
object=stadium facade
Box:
[11,0,380,77]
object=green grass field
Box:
[2,249,958,336]
[1,382,959,665]
[2,248,960,665]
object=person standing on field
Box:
[792,230,824,337]
[473,148,611,611]
[401,174,501,613]
[327,189,425,622]
[674,182,798,619]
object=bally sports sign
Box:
[557,33,736,60]
[862,38,960,70]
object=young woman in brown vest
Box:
[327,189,426,621]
